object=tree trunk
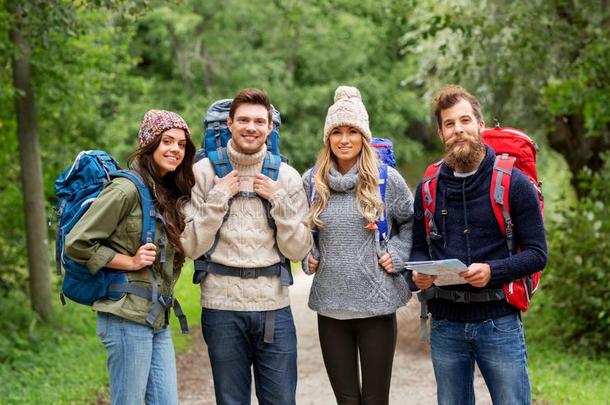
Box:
[11,26,52,321]
[549,114,610,199]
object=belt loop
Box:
[264,310,276,344]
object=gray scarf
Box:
[327,163,359,192]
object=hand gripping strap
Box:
[111,170,157,244]
[421,161,443,238]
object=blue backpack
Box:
[55,150,188,332]
[309,137,396,243]
[55,151,157,304]
[195,98,286,180]
[371,137,396,168]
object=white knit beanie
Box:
[323,85,372,143]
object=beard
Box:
[443,131,486,172]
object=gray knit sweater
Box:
[302,164,414,318]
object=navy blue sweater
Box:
[410,147,547,321]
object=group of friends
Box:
[64,84,548,405]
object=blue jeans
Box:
[430,313,531,405]
[201,306,297,405]
[96,312,178,405]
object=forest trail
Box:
[176,272,492,404]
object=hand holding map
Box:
[406,259,467,286]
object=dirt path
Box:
[177,272,492,404]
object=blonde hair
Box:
[308,136,383,228]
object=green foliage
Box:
[526,326,610,404]
[0,289,108,404]
[125,0,425,173]
[0,262,200,404]
[540,157,610,355]
[407,0,610,187]
[0,3,143,292]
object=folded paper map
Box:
[405,259,468,286]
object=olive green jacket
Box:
[65,177,179,329]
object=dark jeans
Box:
[201,306,297,405]
[318,313,397,405]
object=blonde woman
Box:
[302,86,414,405]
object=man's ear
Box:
[227,116,233,132]
[266,121,273,137]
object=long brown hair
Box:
[128,132,196,268]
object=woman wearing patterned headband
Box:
[303,86,414,404]
[66,110,195,404]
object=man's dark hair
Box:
[229,88,272,122]
[432,85,483,129]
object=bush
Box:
[542,158,610,355]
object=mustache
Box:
[444,133,479,150]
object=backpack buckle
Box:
[452,290,470,303]
[240,268,257,279]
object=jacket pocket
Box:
[116,215,141,253]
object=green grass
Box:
[529,341,610,404]
[524,304,610,405]
[0,290,108,404]
[0,262,201,404]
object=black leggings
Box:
[318,313,397,405]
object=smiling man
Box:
[408,85,547,405]
[180,88,312,405]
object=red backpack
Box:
[421,125,543,311]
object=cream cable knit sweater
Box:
[181,140,312,311]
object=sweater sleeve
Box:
[487,171,548,283]
[180,159,232,259]
[385,167,414,274]
[299,169,318,275]
[269,164,313,262]
[65,179,137,274]
[409,182,431,262]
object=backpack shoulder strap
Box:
[208,147,233,178]
[421,160,443,239]
[491,154,516,253]
[261,151,282,181]
[376,163,389,241]
[308,166,317,204]
[111,170,157,244]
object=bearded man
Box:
[408,85,547,405]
